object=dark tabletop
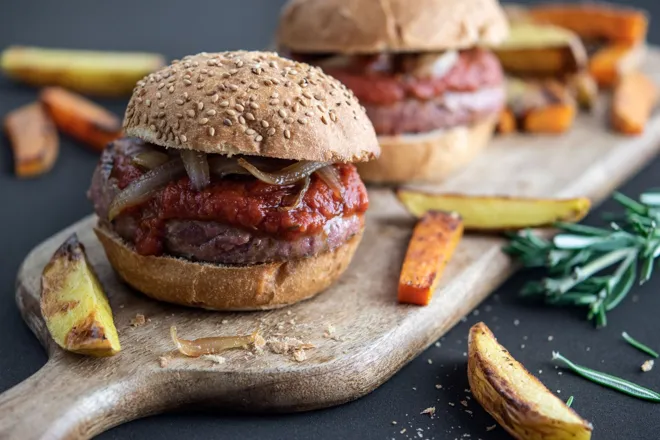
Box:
[1,1,660,439]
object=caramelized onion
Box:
[170,326,257,357]
[238,158,329,185]
[208,156,251,177]
[316,165,343,198]
[181,150,210,190]
[282,176,311,211]
[108,159,185,221]
[131,151,170,170]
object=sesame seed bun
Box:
[356,116,497,184]
[123,51,380,163]
[94,222,364,311]
[277,0,510,54]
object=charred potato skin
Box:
[468,323,592,440]
[41,234,120,357]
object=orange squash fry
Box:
[398,211,464,306]
[524,104,576,134]
[496,108,516,135]
[4,102,59,177]
[611,71,658,136]
[589,44,646,89]
[40,87,122,152]
[529,4,648,46]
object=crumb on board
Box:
[201,354,226,365]
[158,356,170,368]
[400,428,407,434]
[460,400,468,407]
[292,348,307,362]
[420,407,436,417]
[130,313,146,327]
[435,384,442,389]
[266,336,315,362]
[221,319,228,324]
[642,359,654,372]
[486,424,497,432]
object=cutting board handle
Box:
[0,357,125,440]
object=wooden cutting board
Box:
[2,50,660,440]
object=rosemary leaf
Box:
[622,332,659,358]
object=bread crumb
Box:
[465,410,473,415]
[201,354,226,365]
[434,341,441,347]
[131,314,146,327]
[119,304,125,309]
[400,428,406,434]
[642,359,654,372]
[158,356,170,368]
[514,319,520,326]
[548,335,554,341]
[460,400,468,407]
[287,310,292,315]
[391,421,397,425]
[427,359,433,365]
[420,407,436,416]
[254,333,266,349]
[448,402,455,407]
[486,425,497,431]
[323,324,337,339]
[435,384,442,389]
[267,336,314,361]
[292,348,307,362]
[221,319,228,324]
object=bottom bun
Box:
[94,223,363,311]
[356,116,496,184]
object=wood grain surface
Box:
[1,50,660,440]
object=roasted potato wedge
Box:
[4,102,59,177]
[508,78,577,134]
[398,211,464,306]
[611,71,658,136]
[396,190,591,231]
[468,322,593,440]
[494,23,587,77]
[589,43,646,89]
[529,3,648,46]
[41,234,121,356]
[1,46,165,97]
[41,87,122,151]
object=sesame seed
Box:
[314,94,323,101]
[269,99,279,106]
[254,135,263,142]
[284,99,291,107]
[174,121,180,129]
[245,112,255,121]
[183,92,189,100]
[261,121,269,128]
[271,79,280,85]
[246,129,256,135]
[279,109,288,118]
[158,102,166,109]
[150,124,156,131]
[180,135,187,142]
[197,102,204,111]
[187,109,195,118]
[229,84,239,91]
[292,103,300,113]
[158,120,166,128]
[284,117,294,124]
[269,61,277,68]
[298,118,308,125]
[249,84,259,90]
[168,86,175,93]
[284,129,291,139]
[330,112,337,122]
[212,94,220,103]
[249,102,259,109]
[206,109,217,116]
[226,109,237,116]
[145,99,151,107]
[239,116,246,125]
[302,91,313,99]
[223,119,232,126]
[305,111,313,117]
[219,101,229,107]
[199,118,209,125]
[267,128,276,136]
[229,69,238,75]
[157,83,165,89]
[183,79,192,86]
[321,115,328,125]
[176,113,183,119]
[207,59,217,66]
[221,72,230,79]
[208,127,216,136]
[263,80,272,86]
[236,60,244,68]
[156,92,162,99]
[136,97,143,103]
[235,104,245,112]
[289,69,298,75]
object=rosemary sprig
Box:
[622,332,659,358]
[504,190,660,326]
[552,352,660,402]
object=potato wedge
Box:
[589,43,646,89]
[494,23,587,77]
[398,211,464,306]
[41,87,122,151]
[4,102,59,177]
[611,71,658,136]
[529,4,648,46]
[567,72,598,111]
[396,190,591,231]
[508,78,577,134]
[41,234,121,356]
[468,322,593,440]
[1,46,165,97]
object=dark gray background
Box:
[1,1,659,439]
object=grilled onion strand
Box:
[238,158,329,185]
[181,150,210,190]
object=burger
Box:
[88,51,380,310]
[277,0,509,183]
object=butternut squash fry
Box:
[529,4,648,46]
[524,103,576,134]
[41,87,122,152]
[4,102,59,177]
[398,211,464,306]
[508,78,577,134]
[496,108,516,135]
[589,44,646,89]
[611,71,658,136]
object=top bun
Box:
[277,0,509,54]
[123,51,380,163]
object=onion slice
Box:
[208,156,251,177]
[181,150,210,190]
[131,151,170,170]
[170,326,257,357]
[316,165,343,198]
[108,158,185,221]
[281,176,311,211]
[238,158,329,185]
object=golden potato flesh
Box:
[41,234,120,356]
[468,322,592,440]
